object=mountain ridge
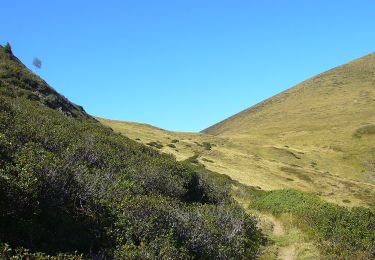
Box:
[0,44,91,120]
[202,52,375,135]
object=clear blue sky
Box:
[1,1,374,131]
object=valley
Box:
[1,44,374,259]
[98,54,375,259]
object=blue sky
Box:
[1,1,374,131]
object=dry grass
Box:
[97,53,375,208]
[98,116,375,209]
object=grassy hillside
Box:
[203,53,375,137]
[0,44,265,259]
[101,53,375,208]
[203,53,375,186]
[96,117,225,161]
[98,115,375,209]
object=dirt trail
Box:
[278,245,295,260]
[267,215,284,236]
[264,215,296,260]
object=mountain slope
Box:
[203,53,375,137]
[100,54,375,209]
[96,53,375,258]
[201,53,375,196]
[95,117,375,259]
[0,44,264,259]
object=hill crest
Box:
[0,44,91,119]
[203,52,375,136]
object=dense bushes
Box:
[0,44,264,258]
[250,189,375,259]
[0,243,84,259]
[112,196,263,259]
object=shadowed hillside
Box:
[0,44,264,259]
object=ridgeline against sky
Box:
[1,0,374,131]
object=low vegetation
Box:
[249,189,375,259]
[183,154,201,166]
[146,141,164,149]
[353,124,375,138]
[202,142,213,151]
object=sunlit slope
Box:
[97,117,222,161]
[98,116,375,208]
[203,53,375,137]
[98,53,375,208]
[203,54,375,182]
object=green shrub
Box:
[0,46,264,259]
[184,154,200,165]
[112,197,264,259]
[0,243,83,260]
[353,124,375,138]
[3,43,12,55]
[202,142,213,151]
[146,141,163,149]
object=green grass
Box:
[249,189,375,259]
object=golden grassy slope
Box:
[98,53,375,208]
[98,116,375,208]
[203,53,375,181]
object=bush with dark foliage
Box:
[0,44,264,259]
